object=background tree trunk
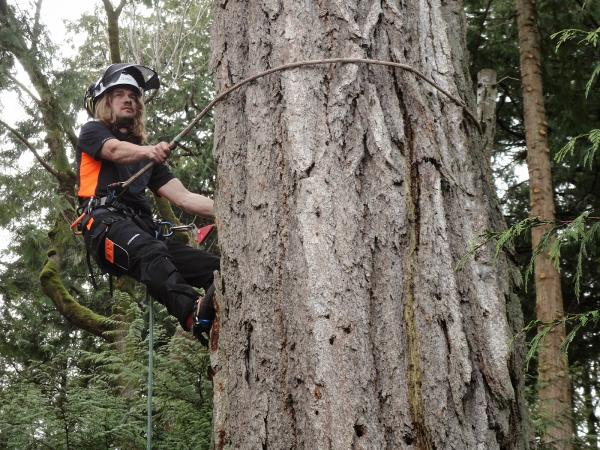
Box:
[515,0,574,448]
[477,68,497,163]
[102,0,127,64]
[211,0,529,448]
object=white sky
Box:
[40,0,96,46]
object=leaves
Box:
[555,129,600,169]
[460,212,600,300]
[0,1,216,447]
[551,26,600,52]
[455,216,552,273]
[521,310,600,369]
[585,63,600,98]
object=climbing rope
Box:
[146,290,154,450]
[117,57,482,194]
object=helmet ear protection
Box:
[84,83,97,117]
[83,63,160,116]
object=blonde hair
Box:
[94,90,147,143]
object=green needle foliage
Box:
[461,211,600,301]
[555,129,600,169]
[0,289,213,449]
[0,0,216,448]
[466,0,600,443]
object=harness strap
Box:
[86,196,144,217]
[86,246,99,290]
[71,194,146,235]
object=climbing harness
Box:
[70,191,208,293]
[70,189,142,234]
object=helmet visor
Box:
[101,63,160,91]
[85,63,160,116]
[95,73,142,98]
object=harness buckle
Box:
[155,221,196,239]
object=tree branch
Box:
[102,0,122,63]
[6,72,41,105]
[30,0,43,52]
[4,71,77,152]
[115,0,127,16]
[40,253,122,341]
[0,118,61,179]
[101,0,114,13]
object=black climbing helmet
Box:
[84,63,160,116]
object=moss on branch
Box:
[39,255,122,341]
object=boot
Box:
[192,284,215,346]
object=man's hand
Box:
[145,142,172,164]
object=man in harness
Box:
[76,63,219,345]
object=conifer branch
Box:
[520,309,600,367]
[6,72,42,105]
[555,129,600,168]
[0,118,61,179]
[459,212,600,299]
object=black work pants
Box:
[83,209,220,328]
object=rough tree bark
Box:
[515,0,574,448]
[210,0,529,448]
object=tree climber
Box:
[76,63,218,345]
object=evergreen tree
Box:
[0,1,216,447]
[466,0,600,446]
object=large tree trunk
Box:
[515,0,574,448]
[210,1,529,448]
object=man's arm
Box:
[100,138,172,164]
[157,178,214,218]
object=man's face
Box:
[108,87,140,122]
